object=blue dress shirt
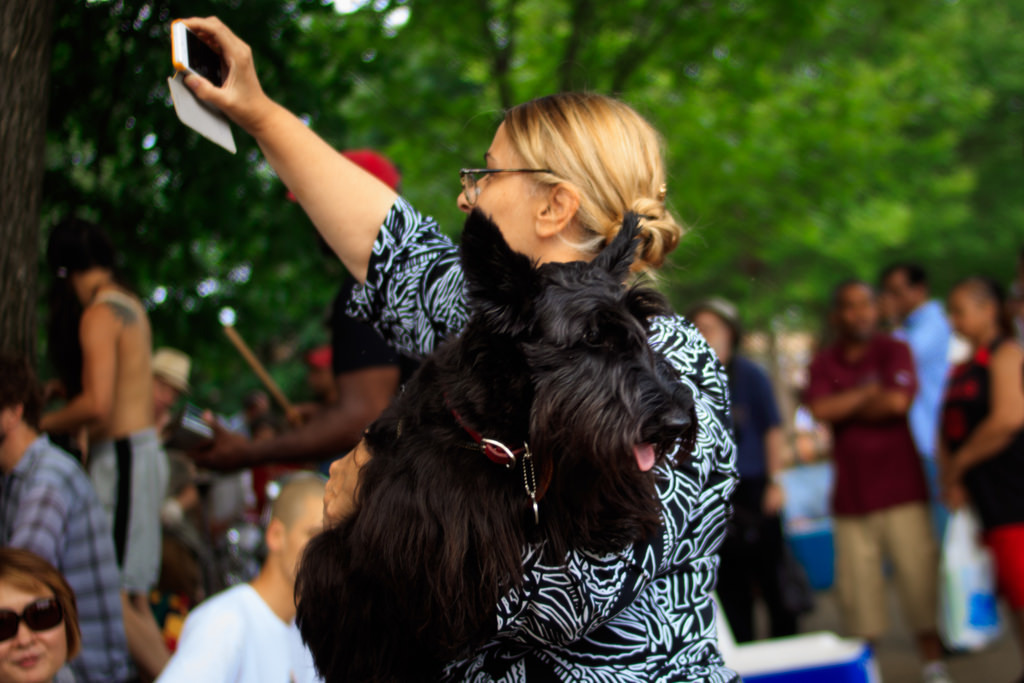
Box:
[896,299,951,459]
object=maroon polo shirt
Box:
[805,334,928,516]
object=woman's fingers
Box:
[181,15,236,52]
[177,16,273,134]
[183,72,216,99]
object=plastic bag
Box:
[938,508,1002,651]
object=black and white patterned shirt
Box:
[348,198,740,682]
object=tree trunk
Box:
[0,0,55,361]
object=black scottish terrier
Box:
[295,209,697,682]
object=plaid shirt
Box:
[1,435,134,683]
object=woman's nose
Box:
[14,620,36,646]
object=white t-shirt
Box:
[156,583,320,683]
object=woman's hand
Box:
[324,441,372,526]
[189,412,252,471]
[940,451,962,492]
[944,480,969,510]
[761,480,786,516]
[939,449,968,509]
[177,16,395,283]
[179,16,276,135]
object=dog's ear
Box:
[592,212,642,281]
[460,208,540,335]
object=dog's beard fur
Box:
[295,209,696,683]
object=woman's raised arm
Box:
[180,16,396,282]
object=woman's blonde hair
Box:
[0,548,81,660]
[503,92,684,271]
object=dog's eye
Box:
[583,324,623,352]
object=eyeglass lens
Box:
[461,172,479,205]
[0,598,64,641]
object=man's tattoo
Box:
[105,300,138,326]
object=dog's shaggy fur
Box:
[295,209,697,682]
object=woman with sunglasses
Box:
[0,549,80,683]
[181,16,738,682]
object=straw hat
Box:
[152,347,191,394]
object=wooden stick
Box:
[222,325,301,426]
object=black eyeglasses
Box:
[459,168,553,206]
[0,598,64,642]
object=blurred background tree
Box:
[1,0,55,360]
[8,0,1021,409]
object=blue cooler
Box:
[779,464,835,590]
[786,517,835,590]
[724,632,880,683]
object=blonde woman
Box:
[182,16,738,682]
[0,549,81,683]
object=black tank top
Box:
[941,339,1024,530]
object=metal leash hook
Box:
[481,438,517,468]
[522,445,539,524]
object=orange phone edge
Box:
[170,19,188,74]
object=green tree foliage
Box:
[40,0,1023,408]
[43,0,374,404]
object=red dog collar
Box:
[449,404,525,468]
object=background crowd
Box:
[4,155,1024,682]
[2,1,1024,681]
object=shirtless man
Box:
[41,218,171,678]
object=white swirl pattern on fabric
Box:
[347,198,740,682]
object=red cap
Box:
[341,149,401,190]
[304,345,332,369]
[286,148,400,201]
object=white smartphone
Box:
[171,20,223,87]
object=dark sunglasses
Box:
[0,598,64,642]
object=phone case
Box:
[167,71,236,153]
[171,19,189,74]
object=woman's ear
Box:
[535,184,580,239]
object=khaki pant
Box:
[834,502,938,639]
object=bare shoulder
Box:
[90,289,145,327]
[992,339,1024,367]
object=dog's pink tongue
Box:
[634,443,656,472]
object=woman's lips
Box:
[15,654,41,669]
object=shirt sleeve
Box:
[156,604,244,682]
[331,281,401,375]
[346,197,469,359]
[885,339,918,398]
[7,481,69,568]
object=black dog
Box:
[296,209,696,682]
